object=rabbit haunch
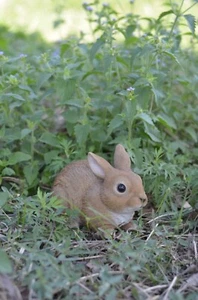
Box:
[53,144,147,231]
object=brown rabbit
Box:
[52,144,147,233]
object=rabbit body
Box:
[53,144,147,232]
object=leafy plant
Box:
[0,0,197,299]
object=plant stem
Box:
[168,0,185,41]
[31,129,35,163]
[128,119,133,144]
[182,2,198,15]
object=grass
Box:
[0,0,198,299]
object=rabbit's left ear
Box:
[88,152,112,179]
[114,144,131,171]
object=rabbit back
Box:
[52,160,97,210]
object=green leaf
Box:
[134,78,150,87]
[60,42,70,56]
[39,132,61,148]
[19,84,37,98]
[157,113,177,130]
[89,36,105,60]
[99,282,110,297]
[125,100,137,123]
[0,148,11,158]
[37,73,52,89]
[125,24,136,39]
[90,128,107,142]
[185,127,197,142]
[138,112,154,125]
[107,115,124,135]
[158,10,174,21]
[8,152,31,165]
[44,150,60,164]
[3,93,25,101]
[0,191,9,207]
[64,108,81,124]
[132,148,143,170]
[103,54,113,72]
[0,126,5,139]
[24,164,39,186]
[18,84,33,92]
[74,124,90,145]
[124,36,139,46]
[184,14,196,34]
[56,78,76,102]
[144,123,161,143]
[2,167,15,176]
[0,250,12,273]
[151,87,164,105]
[63,98,83,108]
[4,128,21,142]
[9,101,24,109]
[162,51,180,65]
[21,128,32,139]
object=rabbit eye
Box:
[117,183,126,193]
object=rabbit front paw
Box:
[120,221,138,231]
[97,225,116,239]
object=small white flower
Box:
[0,51,4,55]
[19,53,27,58]
[86,5,93,11]
[52,49,60,58]
[127,87,135,92]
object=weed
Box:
[0,0,197,299]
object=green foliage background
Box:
[0,0,197,299]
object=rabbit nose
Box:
[140,196,147,206]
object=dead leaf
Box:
[183,201,192,209]
[179,273,198,291]
[0,274,22,300]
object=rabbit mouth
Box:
[109,207,137,226]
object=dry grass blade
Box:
[144,284,168,292]
[147,212,176,224]
[163,276,177,300]
[69,254,104,261]
[132,282,150,298]
[2,177,22,185]
[76,271,123,284]
[145,223,159,242]
[77,282,94,294]
[193,238,197,260]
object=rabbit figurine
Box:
[52,144,147,233]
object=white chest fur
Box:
[109,207,136,226]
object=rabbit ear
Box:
[88,152,111,179]
[114,144,131,171]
